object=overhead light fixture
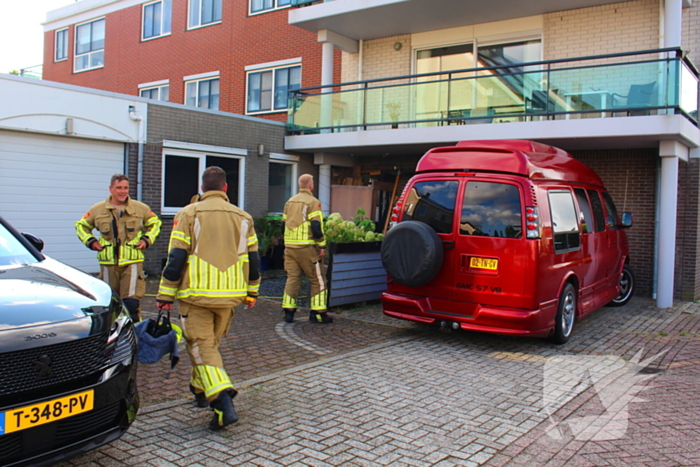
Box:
[393,42,403,51]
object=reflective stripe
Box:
[193,365,234,398]
[282,292,297,309]
[128,263,138,296]
[310,261,327,311]
[172,230,191,245]
[175,255,248,300]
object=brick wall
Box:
[572,149,657,297]
[127,103,313,274]
[677,157,700,301]
[543,0,659,60]
[43,1,340,122]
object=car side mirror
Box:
[22,232,45,252]
[620,212,633,228]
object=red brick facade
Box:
[42,0,340,122]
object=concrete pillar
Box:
[320,41,335,131]
[664,0,682,48]
[656,140,688,307]
[318,163,332,216]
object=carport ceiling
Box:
[290,0,635,41]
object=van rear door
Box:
[392,177,459,301]
[452,178,537,310]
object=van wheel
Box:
[380,221,443,287]
[607,264,635,307]
[549,283,576,345]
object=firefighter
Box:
[281,174,332,324]
[156,166,261,431]
[76,174,161,322]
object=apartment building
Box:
[42,0,340,124]
[284,0,700,307]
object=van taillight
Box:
[525,206,540,239]
[388,199,404,228]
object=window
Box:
[403,180,458,234]
[143,0,172,40]
[247,64,300,113]
[162,146,246,215]
[75,18,105,72]
[140,85,169,101]
[587,189,606,232]
[250,0,291,14]
[188,0,222,29]
[461,181,522,238]
[549,190,580,252]
[602,192,620,230]
[185,76,219,110]
[55,28,68,62]
[574,188,593,234]
[268,154,298,213]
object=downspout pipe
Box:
[128,106,144,201]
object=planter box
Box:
[327,241,387,307]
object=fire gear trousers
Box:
[100,263,146,321]
[283,246,328,312]
[179,302,236,401]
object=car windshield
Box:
[0,223,38,266]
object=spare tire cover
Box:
[381,221,443,287]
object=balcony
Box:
[288,48,698,139]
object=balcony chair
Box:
[447,108,494,125]
[611,82,657,115]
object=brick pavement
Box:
[56,293,700,467]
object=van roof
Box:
[416,140,604,186]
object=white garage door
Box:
[0,130,124,273]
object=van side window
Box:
[403,180,458,234]
[574,188,593,234]
[548,190,580,252]
[587,189,606,232]
[602,192,620,230]
[461,182,522,238]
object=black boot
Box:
[209,389,238,431]
[283,308,296,323]
[309,311,333,324]
[190,384,208,408]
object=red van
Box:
[380,140,634,344]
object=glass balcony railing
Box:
[288,48,698,134]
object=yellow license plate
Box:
[1,390,93,435]
[470,257,499,270]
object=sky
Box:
[0,0,76,74]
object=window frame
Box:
[74,17,106,73]
[55,28,69,62]
[184,72,220,110]
[161,143,247,216]
[142,0,172,41]
[245,60,301,115]
[548,189,581,253]
[268,153,299,214]
[139,80,170,101]
[249,0,292,16]
[187,0,222,30]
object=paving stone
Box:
[52,296,700,467]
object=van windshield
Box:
[460,181,522,238]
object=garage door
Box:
[0,130,124,273]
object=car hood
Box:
[0,257,119,352]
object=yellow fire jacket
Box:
[75,196,162,266]
[283,189,326,249]
[157,191,261,308]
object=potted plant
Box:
[385,102,402,129]
[253,214,283,270]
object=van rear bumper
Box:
[381,292,554,338]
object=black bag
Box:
[135,310,180,368]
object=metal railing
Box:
[288,48,698,134]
